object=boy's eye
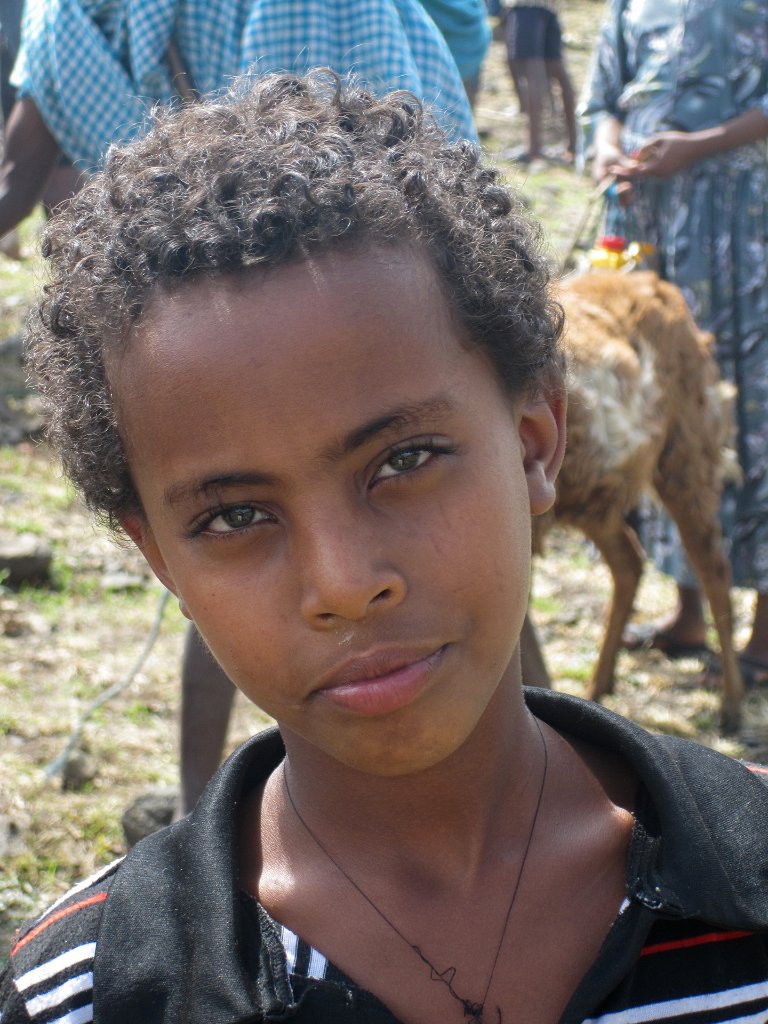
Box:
[375,447,434,481]
[204,505,270,534]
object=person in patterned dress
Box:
[581,0,768,684]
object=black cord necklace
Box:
[282,715,549,1024]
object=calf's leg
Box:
[581,519,645,701]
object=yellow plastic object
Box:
[587,236,656,272]
[587,246,627,270]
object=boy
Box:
[2,72,768,1023]
[0,0,486,823]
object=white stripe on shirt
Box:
[49,1005,93,1024]
[279,926,299,973]
[25,973,92,1017]
[583,979,768,1022]
[16,945,96,993]
[721,1010,768,1024]
[306,947,328,980]
[35,861,121,922]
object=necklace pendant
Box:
[462,1000,484,1022]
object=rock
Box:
[0,231,23,261]
[0,813,27,858]
[61,750,98,791]
[0,334,23,361]
[121,787,178,848]
[100,571,145,592]
[0,333,46,443]
[1,602,48,637]
[3,615,25,637]
[0,532,53,587]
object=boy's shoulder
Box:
[0,859,120,1024]
[528,687,768,930]
[1,727,285,1024]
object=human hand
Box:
[616,132,705,178]
[591,138,624,185]
[591,144,635,205]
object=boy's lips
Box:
[315,645,448,716]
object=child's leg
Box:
[505,9,528,113]
[546,60,576,159]
[544,10,576,160]
[508,60,528,114]
[179,623,236,815]
[505,6,549,159]
[523,58,547,159]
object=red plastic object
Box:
[598,234,626,252]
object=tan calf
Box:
[532,271,744,731]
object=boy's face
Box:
[116,246,564,776]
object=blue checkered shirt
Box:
[13,0,479,168]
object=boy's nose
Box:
[297,516,407,626]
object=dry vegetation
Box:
[3,0,768,965]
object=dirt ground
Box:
[3,0,768,964]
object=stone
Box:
[0,532,53,587]
[121,787,178,848]
[100,571,145,592]
[0,813,26,859]
[61,750,98,791]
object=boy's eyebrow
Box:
[324,396,455,460]
[164,471,279,509]
[163,397,454,508]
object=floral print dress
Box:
[581,0,768,591]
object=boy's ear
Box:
[120,514,187,613]
[519,389,566,515]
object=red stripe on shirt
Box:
[641,929,752,957]
[11,892,108,955]
[748,764,768,775]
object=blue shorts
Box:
[506,6,562,61]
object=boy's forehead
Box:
[139,242,444,335]
[108,243,477,430]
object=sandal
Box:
[702,652,768,689]
[498,145,532,164]
[621,622,711,661]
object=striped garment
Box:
[12,0,479,170]
[269,901,768,1023]
[6,880,768,1023]
[3,691,768,1023]
[0,862,116,1024]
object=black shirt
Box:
[3,688,768,1023]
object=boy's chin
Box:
[281,694,506,779]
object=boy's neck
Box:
[251,674,549,883]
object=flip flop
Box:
[498,145,531,163]
[702,652,768,689]
[621,622,711,660]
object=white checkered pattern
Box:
[14,0,477,168]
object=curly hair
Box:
[27,71,564,527]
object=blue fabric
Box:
[14,0,478,169]
[418,0,490,78]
